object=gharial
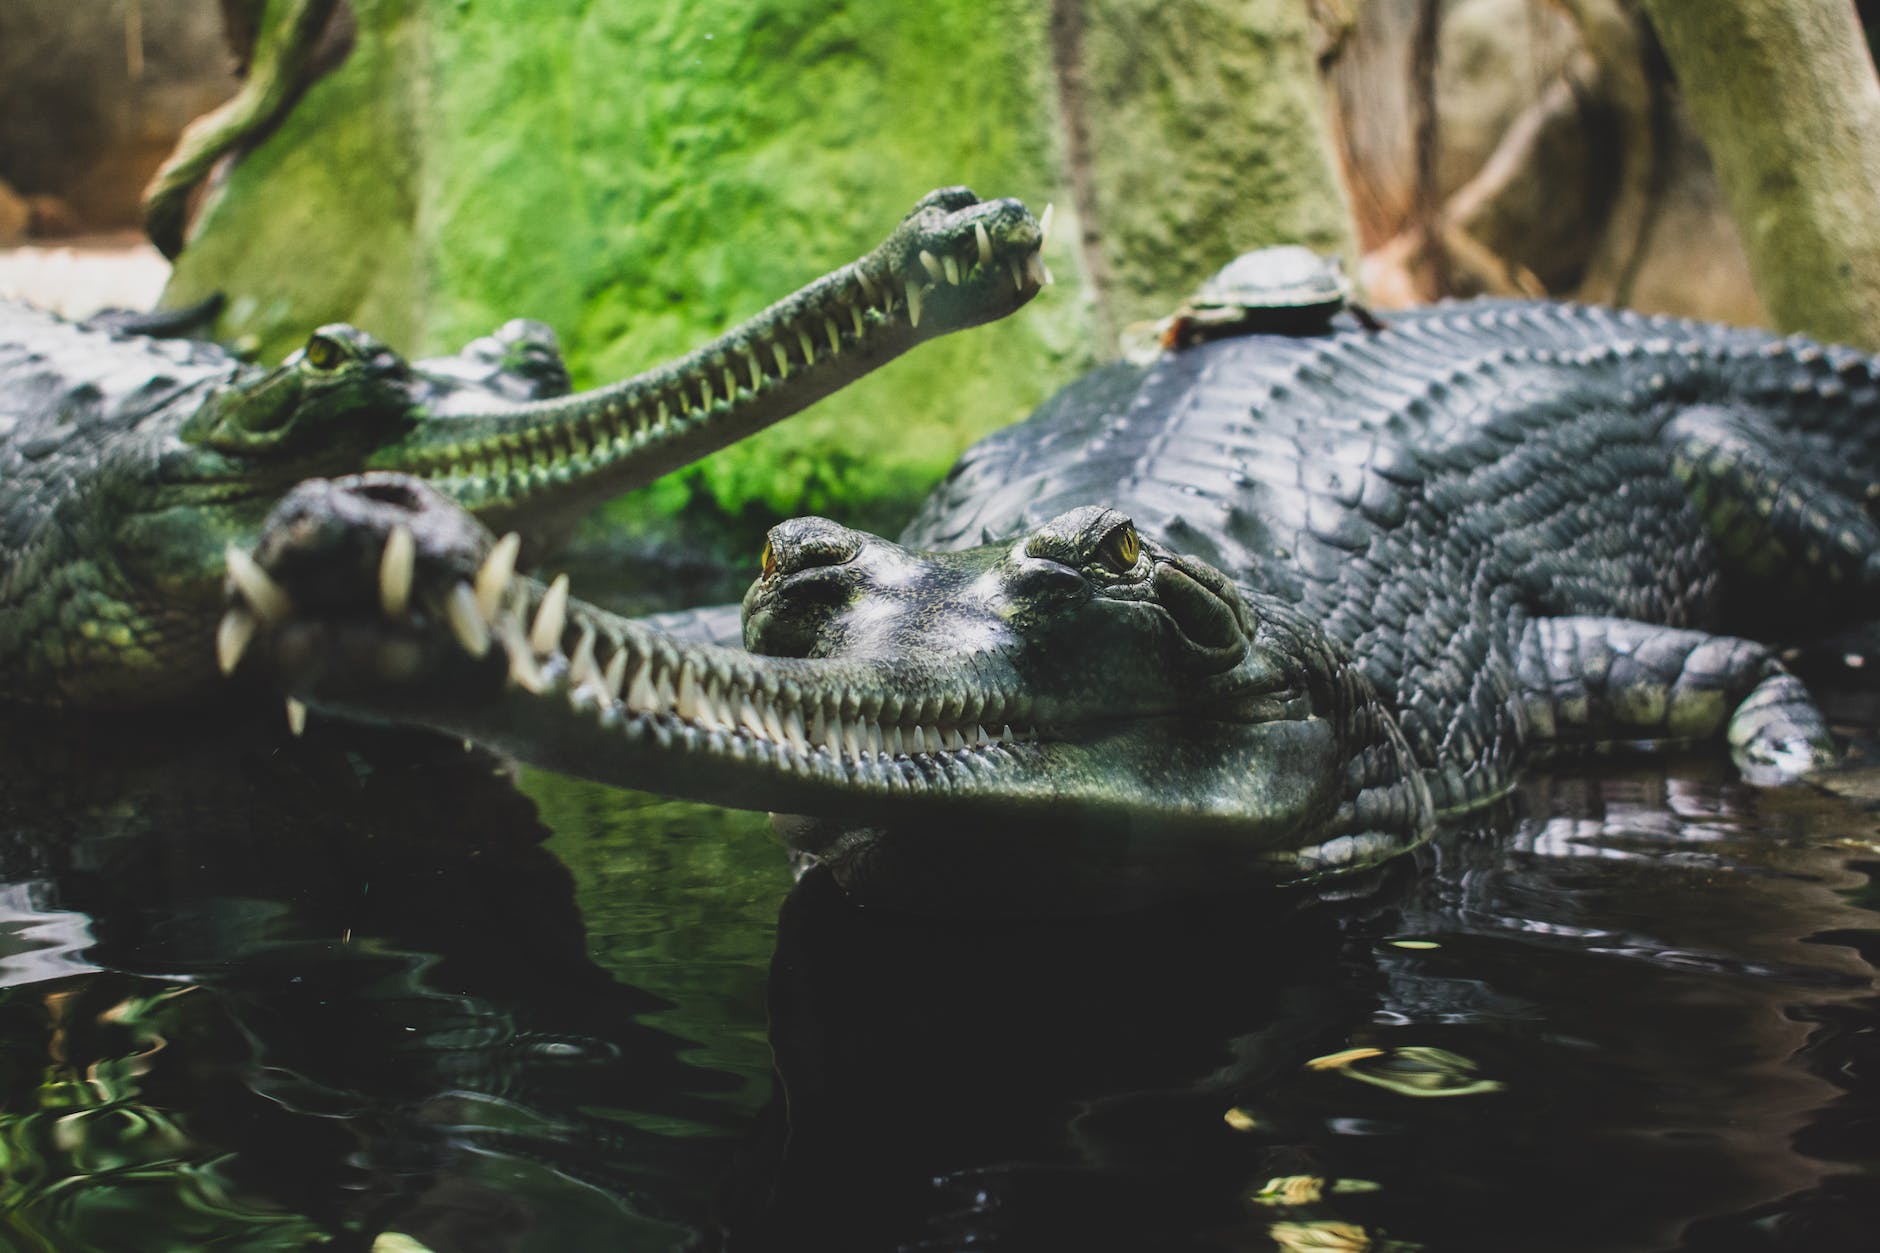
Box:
[0,189,1049,707]
[226,261,1877,912]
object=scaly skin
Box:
[0,189,1046,706]
[233,300,1873,911]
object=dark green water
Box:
[0,702,1875,1251]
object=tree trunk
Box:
[1642,0,1880,349]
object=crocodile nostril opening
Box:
[354,480,424,510]
[339,471,446,517]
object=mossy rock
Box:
[166,0,1353,537]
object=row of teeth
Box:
[895,203,1055,329]
[411,206,1054,483]
[219,530,1039,758]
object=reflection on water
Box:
[0,710,1875,1251]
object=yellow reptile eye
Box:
[303,333,344,371]
[760,537,777,578]
[1098,523,1140,572]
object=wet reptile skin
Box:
[234,298,1872,910]
[906,300,1877,813]
[0,190,1045,706]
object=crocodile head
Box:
[14,189,1045,706]
[175,190,1045,528]
[236,477,1432,912]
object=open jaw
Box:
[225,477,1428,910]
[38,190,1044,709]
[368,189,1052,532]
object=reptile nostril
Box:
[354,479,425,511]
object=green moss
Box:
[1076,0,1356,330]
[164,0,1356,525]
[171,0,1089,528]
[166,0,425,355]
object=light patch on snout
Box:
[972,565,1021,606]
[859,549,927,588]
[842,595,909,648]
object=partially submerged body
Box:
[0,189,1047,706]
[230,300,1876,911]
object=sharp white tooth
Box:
[740,346,763,389]
[918,249,945,283]
[1002,723,1016,743]
[677,662,702,722]
[475,533,521,621]
[286,697,307,736]
[1039,201,1055,247]
[841,719,863,758]
[975,221,992,267]
[942,254,961,286]
[723,365,739,398]
[696,375,713,410]
[946,727,967,751]
[446,583,492,657]
[655,400,671,427]
[763,703,788,744]
[810,708,829,752]
[888,725,905,756]
[785,708,808,752]
[825,714,846,757]
[740,698,767,739]
[603,648,628,699]
[225,545,291,624]
[772,343,791,378]
[379,525,415,618]
[911,725,926,753]
[850,304,865,337]
[1008,258,1025,291]
[797,327,816,364]
[508,643,546,693]
[975,724,990,745]
[216,608,256,675]
[530,574,570,656]
[1026,254,1053,287]
[857,269,880,304]
[824,316,842,354]
[654,664,678,711]
[907,282,924,328]
[568,625,597,685]
[627,660,658,711]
